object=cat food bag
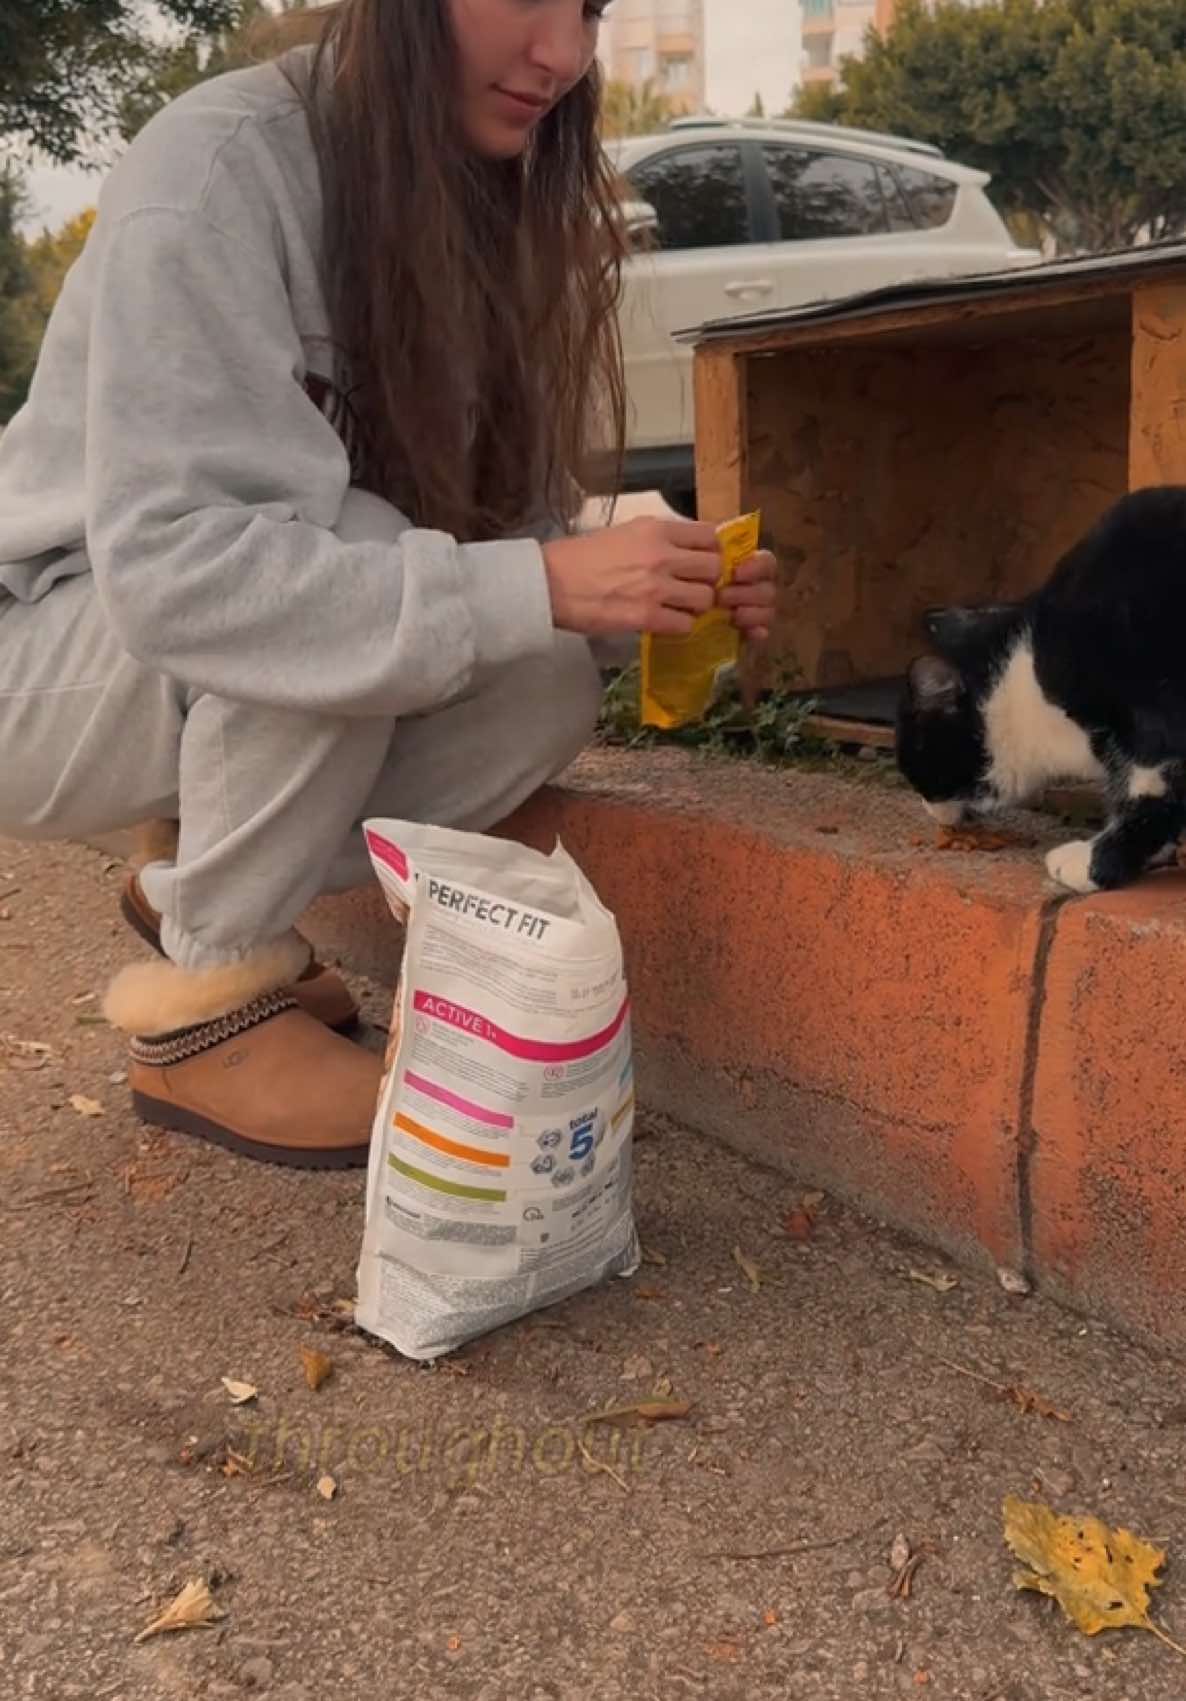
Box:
[639,509,762,729]
[355,819,640,1361]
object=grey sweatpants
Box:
[0,530,605,971]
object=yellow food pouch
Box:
[639,510,762,730]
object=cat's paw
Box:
[1045,839,1099,894]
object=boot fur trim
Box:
[103,933,312,1037]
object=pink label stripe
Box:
[365,830,409,880]
[403,1070,513,1130]
[414,991,630,1063]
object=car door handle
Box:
[723,279,773,299]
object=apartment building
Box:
[604,0,707,113]
[802,0,982,87]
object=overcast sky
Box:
[20,0,803,232]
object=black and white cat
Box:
[896,486,1186,894]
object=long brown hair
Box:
[275,0,626,542]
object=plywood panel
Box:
[692,348,746,523]
[745,331,1130,689]
[1130,284,1186,487]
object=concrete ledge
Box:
[1030,880,1186,1345]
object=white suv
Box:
[599,117,1041,515]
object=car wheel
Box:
[661,484,698,519]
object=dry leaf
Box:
[782,1209,815,1243]
[4,1053,49,1073]
[1003,1495,1185,1651]
[935,824,1033,853]
[733,1245,762,1292]
[998,1266,1032,1296]
[705,1640,743,1663]
[620,1352,653,1382]
[652,1374,674,1399]
[68,1094,103,1118]
[1003,1385,1070,1423]
[446,1634,462,1653]
[890,1533,912,1572]
[220,1377,258,1406]
[888,1553,926,1600]
[3,1035,50,1056]
[641,1245,667,1267]
[133,1579,225,1645]
[300,1346,334,1391]
[585,1399,693,1428]
[762,1608,779,1627]
[634,1284,665,1301]
[908,1268,959,1293]
[316,1473,337,1500]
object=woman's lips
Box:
[491,86,551,123]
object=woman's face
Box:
[449,0,607,158]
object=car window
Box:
[894,164,958,229]
[625,145,750,251]
[876,163,916,233]
[762,146,889,240]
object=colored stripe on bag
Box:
[612,1093,634,1130]
[365,830,409,879]
[413,990,630,1063]
[403,1070,513,1129]
[394,1111,509,1168]
[387,1154,507,1202]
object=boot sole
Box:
[119,887,362,1037]
[132,1090,371,1170]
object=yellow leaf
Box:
[1003,1495,1186,1651]
[316,1473,338,1500]
[68,1094,103,1118]
[133,1578,225,1645]
[300,1346,334,1391]
[732,1244,762,1292]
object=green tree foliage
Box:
[600,79,677,139]
[119,0,313,142]
[804,0,1186,253]
[0,172,43,422]
[0,1,239,163]
[786,82,848,125]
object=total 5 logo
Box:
[532,1109,604,1183]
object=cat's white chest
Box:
[984,641,1104,801]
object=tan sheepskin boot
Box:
[103,936,381,1168]
[119,871,360,1033]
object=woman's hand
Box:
[541,517,724,637]
[718,548,777,644]
[540,517,778,644]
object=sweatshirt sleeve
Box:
[83,206,556,718]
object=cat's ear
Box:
[925,603,1017,661]
[907,654,964,713]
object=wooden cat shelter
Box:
[688,242,1186,746]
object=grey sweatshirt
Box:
[0,51,565,719]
